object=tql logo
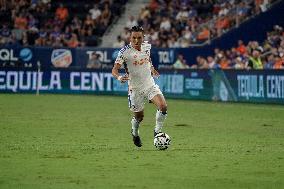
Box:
[0,48,33,62]
[51,49,72,68]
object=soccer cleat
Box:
[132,135,142,147]
[131,130,142,147]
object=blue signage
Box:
[0,67,283,104]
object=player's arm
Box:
[142,41,159,76]
[112,63,129,83]
[112,50,129,83]
[149,58,160,77]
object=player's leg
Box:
[131,111,144,136]
[131,111,144,147]
[151,94,167,136]
[148,85,168,136]
[129,90,144,147]
[151,94,167,112]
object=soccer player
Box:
[112,26,168,147]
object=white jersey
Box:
[114,44,155,91]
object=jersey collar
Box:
[130,43,141,51]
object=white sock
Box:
[131,117,140,136]
[155,110,167,133]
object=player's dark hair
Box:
[130,26,144,33]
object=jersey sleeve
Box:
[114,50,126,65]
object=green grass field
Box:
[0,94,283,189]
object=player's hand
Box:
[117,74,129,83]
[151,69,160,78]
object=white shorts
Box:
[128,84,163,112]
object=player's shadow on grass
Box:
[174,123,191,127]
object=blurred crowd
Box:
[0,0,278,49]
[172,25,284,69]
[1,0,283,70]
[0,0,127,47]
[116,0,275,48]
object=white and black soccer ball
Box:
[154,132,171,150]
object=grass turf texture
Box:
[0,94,283,189]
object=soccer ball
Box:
[154,132,171,150]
